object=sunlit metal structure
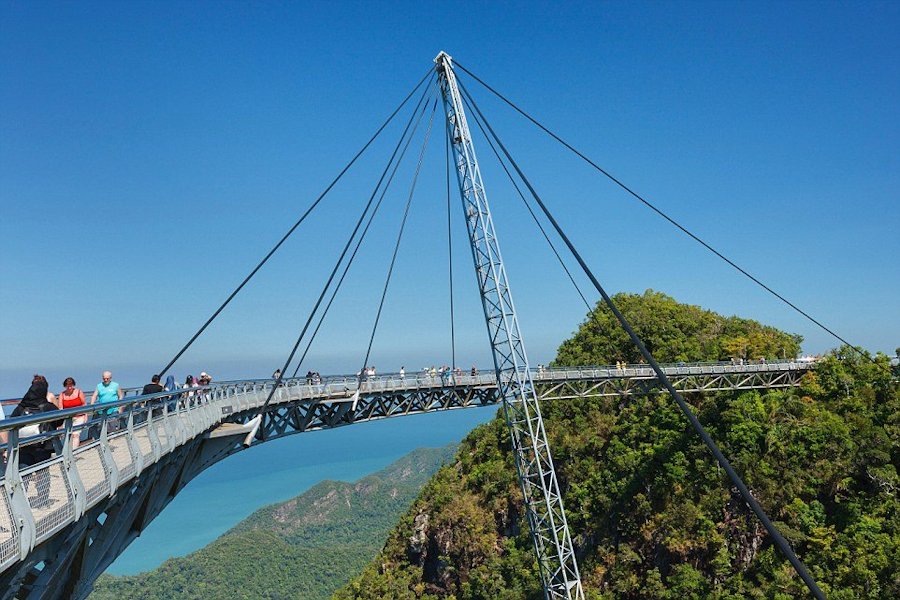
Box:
[436,50,585,599]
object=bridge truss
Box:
[438,50,581,599]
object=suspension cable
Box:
[259,80,435,413]
[157,68,434,378]
[453,60,867,362]
[446,121,457,374]
[290,92,437,378]
[465,91,637,360]
[280,82,434,380]
[360,100,439,375]
[458,79,826,600]
[460,92,593,312]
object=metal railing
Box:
[0,359,815,572]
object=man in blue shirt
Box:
[91,370,124,421]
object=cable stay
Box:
[460,92,593,313]
[457,76,826,600]
[445,127,457,374]
[436,52,584,600]
[259,80,436,416]
[288,96,440,380]
[359,100,439,377]
[464,90,634,361]
[289,98,440,379]
[157,68,435,378]
[453,60,872,366]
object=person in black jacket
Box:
[12,376,61,507]
[12,376,61,466]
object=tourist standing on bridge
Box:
[91,371,124,429]
[59,377,87,449]
[13,376,60,468]
[183,375,199,397]
[163,375,177,392]
[399,366,405,380]
[14,376,54,417]
[141,374,163,396]
[12,377,60,507]
[27,375,57,408]
[272,368,282,380]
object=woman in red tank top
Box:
[59,377,87,449]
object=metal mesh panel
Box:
[24,462,74,542]
[154,420,170,453]
[179,413,196,439]
[135,428,154,464]
[171,413,186,446]
[0,489,19,568]
[108,435,135,482]
[75,446,110,508]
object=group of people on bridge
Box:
[1,370,215,467]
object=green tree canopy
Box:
[554,289,802,365]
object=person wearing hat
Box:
[198,372,212,386]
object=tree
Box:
[554,290,801,365]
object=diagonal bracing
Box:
[435,51,584,600]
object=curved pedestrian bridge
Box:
[0,360,813,599]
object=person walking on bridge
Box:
[91,371,123,431]
[13,376,60,467]
[141,374,163,396]
[59,377,87,449]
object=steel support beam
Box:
[436,51,584,600]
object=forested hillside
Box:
[555,290,802,365]
[337,291,899,599]
[90,445,457,600]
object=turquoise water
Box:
[107,406,497,575]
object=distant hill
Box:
[90,444,457,600]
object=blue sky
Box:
[1,1,898,398]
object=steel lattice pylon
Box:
[435,52,584,600]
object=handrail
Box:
[0,359,816,432]
[0,358,816,577]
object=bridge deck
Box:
[0,360,814,595]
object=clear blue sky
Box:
[1,1,898,398]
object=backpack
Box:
[11,400,61,437]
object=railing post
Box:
[144,405,162,464]
[186,393,202,437]
[4,430,36,561]
[97,417,120,499]
[123,409,143,477]
[60,417,86,521]
[161,401,177,451]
